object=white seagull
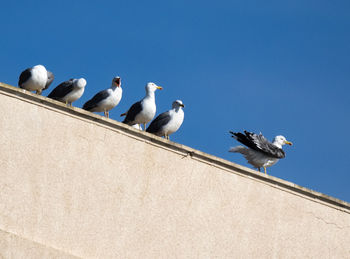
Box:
[146,100,185,140]
[121,82,162,130]
[48,78,86,106]
[229,130,292,175]
[82,76,122,118]
[18,64,54,95]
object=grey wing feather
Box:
[122,101,142,125]
[146,111,171,133]
[83,90,109,110]
[47,79,74,100]
[230,131,258,151]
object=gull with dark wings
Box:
[48,78,86,106]
[229,130,292,175]
[146,100,185,140]
[18,64,54,95]
[83,76,122,118]
[121,82,162,130]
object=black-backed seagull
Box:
[146,100,185,140]
[48,78,86,106]
[229,130,292,174]
[82,76,122,118]
[18,64,54,95]
[121,82,162,130]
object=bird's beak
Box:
[156,86,163,90]
[285,140,293,146]
[114,79,121,87]
[180,104,185,108]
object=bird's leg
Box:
[106,111,109,118]
[104,110,107,117]
[264,167,267,175]
[258,167,261,172]
[143,124,146,131]
[36,89,42,95]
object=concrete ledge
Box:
[1,82,348,212]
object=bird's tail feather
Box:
[229,146,248,154]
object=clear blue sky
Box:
[1,0,349,202]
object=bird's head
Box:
[112,76,121,87]
[146,82,162,93]
[274,135,293,147]
[172,100,185,109]
[74,78,87,89]
[46,70,54,81]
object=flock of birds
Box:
[16,64,293,174]
[18,65,184,140]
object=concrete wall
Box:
[0,229,79,259]
[0,82,350,258]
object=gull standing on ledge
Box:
[83,76,122,118]
[146,100,185,140]
[48,78,87,106]
[18,64,54,95]
[121,82,162,130]
[229,130,292,175]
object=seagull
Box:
[146,100,185,140]
[82,76,122,118]
[121,82,162,130]
[229,130,292,175]
[47,78,87,106]
[18,64,54,94]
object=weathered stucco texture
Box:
[0,229,79,259]
[0,84,350,258]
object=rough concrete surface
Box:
[0,229,80,259]
[0,83,350,258]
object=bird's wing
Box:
[230,131,285,159]
[146,111,171,133]
[122,101,142,124]
[44,71,54,90]
[230,131,259,151]
[83,90,110,110]
[18,68,32,87]
[245,131,285,158]
[47,79,74,100]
